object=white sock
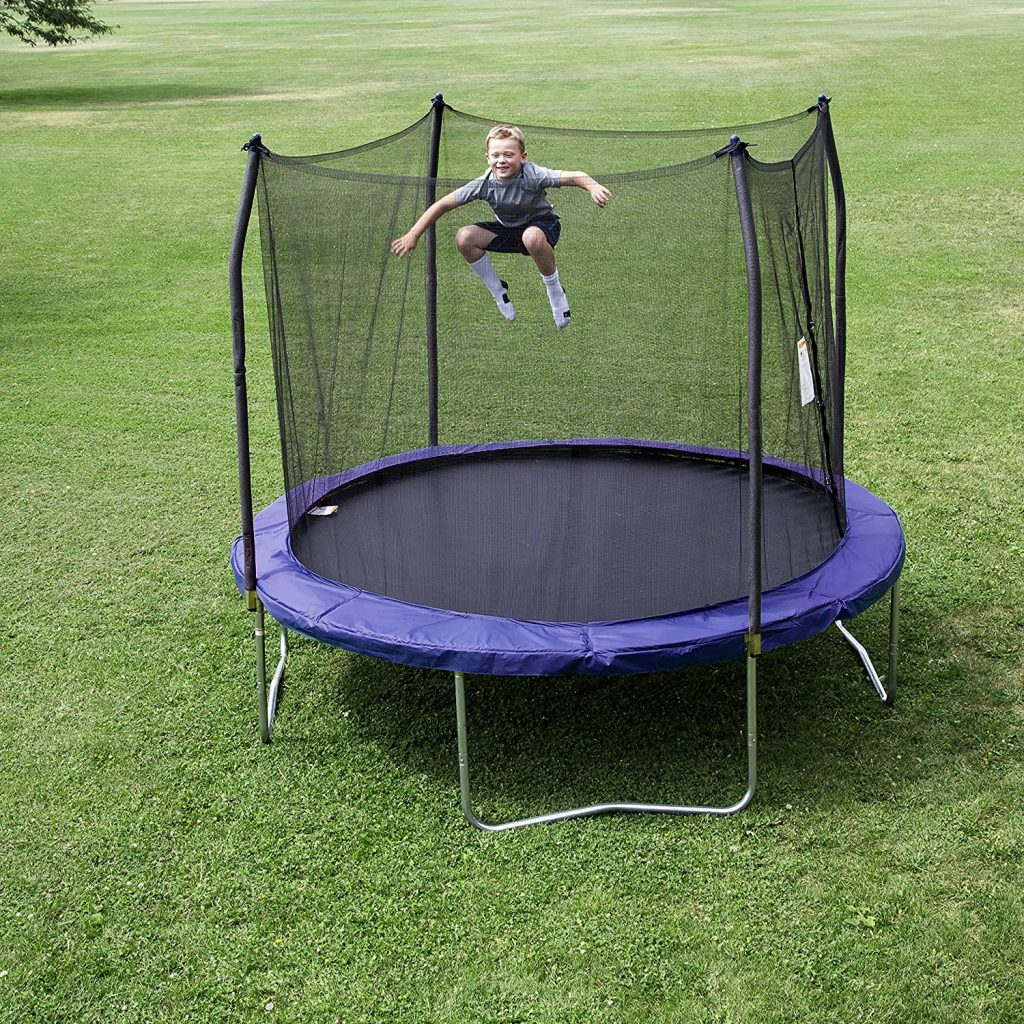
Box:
[469,255,515,321]
[542,270,570,329]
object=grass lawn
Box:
[2,2,1022,1021]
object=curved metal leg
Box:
[255,600,289,743]
[835,577,900,706]
[454,657,758,832]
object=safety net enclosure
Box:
[230,96,905,828]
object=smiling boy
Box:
[391,125,610,329]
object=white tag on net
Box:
[307,504,338,517]
[797,336,815,407]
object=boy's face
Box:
[486,138,526,179]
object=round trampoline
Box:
[229,95,905,829]
[231,439,903,677]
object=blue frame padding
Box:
[231,441,904,676]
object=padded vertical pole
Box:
[732,137,762,813]
[231,136,291,744]
[425,94,445,446]
[730,138,763,651]
[231,134,265,605]
[818,96,848,476]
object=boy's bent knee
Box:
[456,227,491,262]
[521,226,550,252]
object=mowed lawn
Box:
[2,2,1022,1022]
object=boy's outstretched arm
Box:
[561,172,611,207]
[391,193,459,257]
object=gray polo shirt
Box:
[452,161,563,227]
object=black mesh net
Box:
[252,101,846,622]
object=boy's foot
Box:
[550,289,570,330]
[541,270,570,330]
[468,255,515,321]
[495,280,516,321]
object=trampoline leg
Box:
[453,661,758,832]
[744,651,759,802]
[255,599,289,744]
[835,577,900,706]
[454,671,481,827]
[887,577,900,701]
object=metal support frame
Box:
[835,577,901,706]
[454,661,758,832]
[255,599,289,743]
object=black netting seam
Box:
[259,150,720,187]
[444,104,814,140]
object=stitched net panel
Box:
[253,104,846,618]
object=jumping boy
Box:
[390,125,611,329]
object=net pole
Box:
[425,93,445,446]
[730,137,763,650]
[818,95,847,489]
[230,134,265,603]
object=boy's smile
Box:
[487,141,526,179]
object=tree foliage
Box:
[0,0,114,46]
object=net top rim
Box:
[254,104,820,185]
[442,103,815,141]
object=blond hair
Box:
[485,125,526,153]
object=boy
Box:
[391,125,611,329]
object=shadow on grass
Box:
[1,82,252,109]
[263,594,1001,823]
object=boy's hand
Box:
[391,232,418,257]
[589,183,611,208]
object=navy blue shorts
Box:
[476,217,561,255]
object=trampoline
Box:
[229,95,905,829]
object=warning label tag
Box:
[797,336,815,407]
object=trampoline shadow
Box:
[306,591,989,825]
[324,624,917,821]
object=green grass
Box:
[2,2,1023,1021]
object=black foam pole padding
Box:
[820,105,847,484]
[230,137,263,593]
[731,143,763,638]
[425,95,445,446]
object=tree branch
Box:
[0,0,115,47]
